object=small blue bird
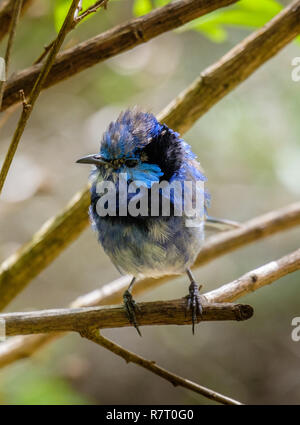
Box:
[77,108,238,335]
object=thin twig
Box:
[0,247,299,369]
[0,0,32,42]
[33,0,108,65]
[2,0,300,112]
[204,248,300,303]
[33,40,55,65]
[0,0,298,297]
[0,0,299,372]
[81,329,243,405]
[0,300,253,336]
[0,0,23,110]
[0,0,80,195]
[74,0,83,20]
[74,0,108,24]
[1,0,239,110]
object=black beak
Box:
[76,154,108,166]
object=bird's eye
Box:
[125,159,138,168]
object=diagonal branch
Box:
[75,0,109,23]
[0,187,90,310]
[0,196,299,311]
[158,0,300,133]
[2,0,300,113]
[73,202,300,308]
[33,0,109,65]
[0,0,299,369]
[0,0,237,111]
[0,0,82,195]
[0,0,23,111]
[0,300,253,336]
[0,0,299,306]
[204,248,300,303]
[0,0,33,42]
[0,246,299,369]
[80,329,242,405]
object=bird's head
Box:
[77,108,186,187]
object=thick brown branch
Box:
[0,187,90,310]
[73,202,300,307]
[33,0,109,65]
[0,0,299,368]
[0,300,253,336]
[158,0,300,133]
[3,0,300,115]
[1,200,297,313]
[74,0,109,24]
[0,0,299,307]
[1,0,238,111]
[81,329,242,405]
[0,0,32,42]
[0,247,298,369]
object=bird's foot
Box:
[186,281,203,334]
[123,290,141,336]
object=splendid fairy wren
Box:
[77,108,237,335]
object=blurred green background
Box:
[0,0,299,404]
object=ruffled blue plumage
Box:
[88,108,210,278]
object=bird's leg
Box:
[123,277,141,336]
[185,268,203,334]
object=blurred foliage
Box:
[181,0,283,42]
[133,0,152,16]
[53,0,300,45]
[0,361,92,405]
[54,0,105,31]
[131,0,300,44]
[0,0,299,406]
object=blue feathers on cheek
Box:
[120,162,164,188]
[91,160,164,189]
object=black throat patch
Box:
[140,125,184,182]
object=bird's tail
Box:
[205,216,241,232]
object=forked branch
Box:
[0,300,253,336]
[0,200,299,311]
[1,0,239,110]
[0,0,299,307]
[0,0,81,194]
[81,329,243,405]
[0,247,299,369]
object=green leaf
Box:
[53,0,71,33]
[197,22,227,43]
[153,0,171,7]
[183,0,284,43]
[237,0,281,13]
[53,0,98,32]
[133,0,153,17]
[132,0,171,16]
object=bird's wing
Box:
[204,216,241,232]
